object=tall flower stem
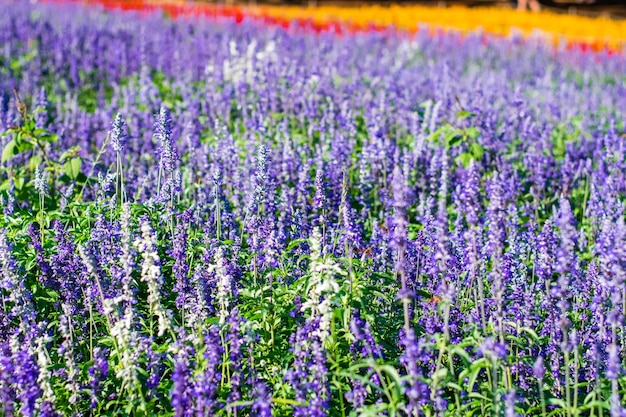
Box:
[39,192,45,247]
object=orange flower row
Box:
[45,0,626,52]
[253,4,626,50]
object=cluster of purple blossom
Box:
[0,1,625,415]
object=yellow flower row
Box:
[139,0,625,49]
[250,4,626,48]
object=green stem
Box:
[78,133,111,200]
[573,348,579,416]
[39,193,45,247]
[564,346,572,417]
[215,182,221,240]
[539,379,547,417]
[491,359,498,417]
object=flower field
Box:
[1,1,626,416]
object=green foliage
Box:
[1,92,86,212]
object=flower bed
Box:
[0,1,625,416]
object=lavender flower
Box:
[1,4,626,416]
[302,228,343,342]
[399,328,430,414]
[285,318,329,417]
[226,311,245,408]
[9,337,42,417]
[134,217,173,338]
[0,231,36,331]
[172,210,192,310]
[313,168,327,227]
[504,390,519,417]
[33,166,48,196]
[0,342,17,417]
[110,113,128,152]
[533,356,545,380]
[155,105,178,175]
[251,382,272,417]
[58,304,81,405]
[4,180,15,216]
[171,345,192,417]
[254,144,269,207]
[477,338,507,362]
[145,345,164,396]
[392,164,411,330]
[606,344,621,381]
[193,326,222,415]
[88,347,109,409]
[34,87,49,129]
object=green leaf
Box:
[518,326,540,342]
[378,364,405,399]
[546,398,568,408]
[38,134,58,143]
[445,129,464,148]
[450,346,472,365]
[446,382,464,392]
[29,155,42,171]
[17,142,34,154]
[59,146,82,163]
[457,110,474,119]
[468,392,491,402]
[14,177,25,190]
[469,142,484,159]
[465,358,489,391]
[579,400,609,412]
[0,180,11,192]
[456,152,473,168]
[431,367,448,381]
[466,127,480,140]
[2,139,17,162]
[64,157,82,180]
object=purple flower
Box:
[610,392,626,417]
[399,328,430,414]
[172,210,192,310]
[145,345,165,396]
[88,347,109,409]
[392,165,409,277]
[34,87,49,129]
[154,105,178,175]
[110,113,128,152]
[11,343,42,417]
[226,311,245,407]
[478,338,507,361]
[0,342,17,416]
[350,311,382,360]
[504,390,519,417]
[313,168,327,227]
[459,161,481,226]
[193,326,223,415]
[254,144,269,206]
[39,400,60,417]
[171,345,192,417]
[285,318,329,417]
[533,356,545,380]
[3,180,15,216]
[606,344,621,380]
[0,231,36,333]
[251,382,272,417]
[345,379,367,410]
[339,170,361,252]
